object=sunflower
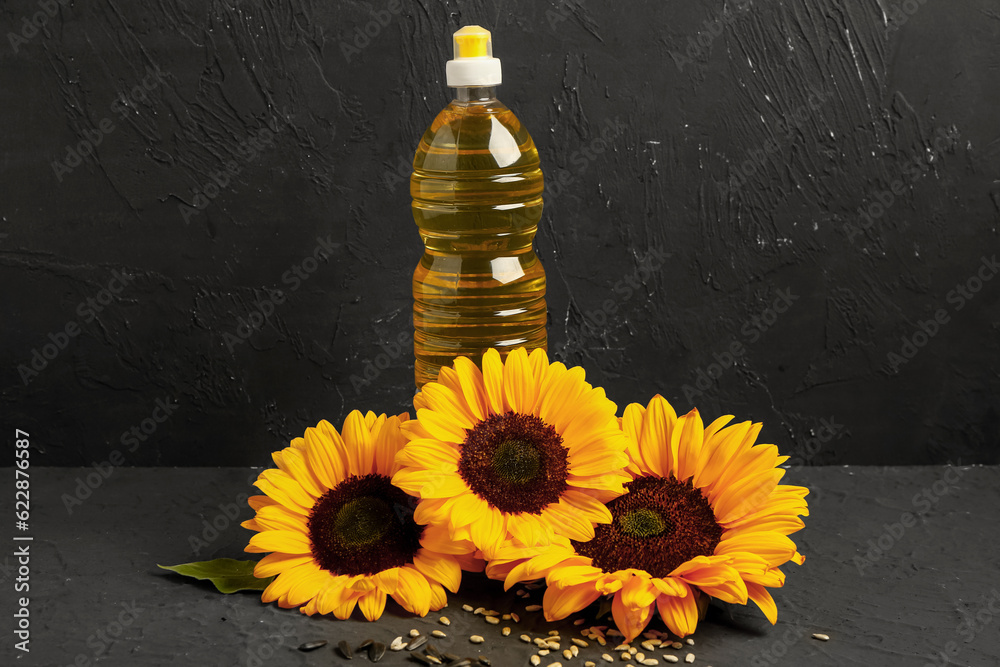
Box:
[242,410,481,620]
[488,395,808,640]
[392,347,629,560]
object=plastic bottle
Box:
[411,25,547,388]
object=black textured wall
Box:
[3,1,998,466]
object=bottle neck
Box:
[453,86,497,104]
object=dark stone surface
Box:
[2,465,998,665]
[3,1,999,467]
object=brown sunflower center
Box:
[307,473,422,576]
[572,476,723,578]
[458,411,568,514]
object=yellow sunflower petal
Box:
[413,551,462,593]
[746,581,778,624]
[655,587,699,638]
[674,408,705,483]
[543,581,603,621]
[341,409,375,475]
[453,355,489,421]
[248,529,313,555]
[392,565,433,617]
[503,346,535,414]
[358,588,387,621]
[416,408,469,444]
[481,348,506,415]
[254,553,314,578]
[612,588,655,642]
[255,470,315,512]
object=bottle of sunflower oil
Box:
[411,25,547,388]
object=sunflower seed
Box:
[613,644,630,652]
[571,646,579,657]
[477,657,491,666]
[391,636,406,651]
[574,618,586,625]
[630,647,638,654]
[486,610,500,616]
[671,642,683,650]
[440,616,451,625]
[642,660,659,666]
[546,641,561,650]
[636,653,646,662]
[621,653,631,660]
[425,655,443,665]
[549,663,563,667]
[572,638,589,648]
[501,627,511,637]
[602,654,615,663]
[369,642,386,662]
[520,634,532,643]
[662,657,679,664]
[511,612,520,623]
[410,654,433,666]
[812,633,830,641]
[431,630,447,639]
[685,638,694,646]
[426,644,443,659]
[463,604,475,612]
[684,654,695,663]
[357,639,374,650]
[586,663,597,667]
[538,649,550,656]
[410,629,422,638]
[526,605,543,612]
[470,635,485,644]
[607,629,623,637]
[297,640,327,652]
[549,630,561,636]
[442,652,463,663]
[474,607,487,615]
[485,616,500,625]
[502,613,512,620]
[407,635,429,651]
[596,636,607,646]
[641,641,656,651]
[450,661,473,667]
[563,649,573,660]
[337,640,353,659]
[530,658,541,667]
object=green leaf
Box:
[157,558,274,594]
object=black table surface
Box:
[3,466,998,666]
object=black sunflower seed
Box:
[442,653,462,663]
[368,642,386,662]
[297,640,327,651]
[477,657,491,666]
[449,660,473,667]
[406,635,428,651]
[358,639,374,650]
[337,640,353,659]
[426,644,443,659]
[409,654,432,665]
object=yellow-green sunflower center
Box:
[572,476,723,578]
[459,411,568,514]
[619,507,669,538]
[307,473,423,576]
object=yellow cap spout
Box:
[453,25,492,59]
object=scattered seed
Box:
[549,630,561,636]
[572,638,589,648]
[630,647,638,654]
[585,663,596,667]
[368,642,387,662]
[390,636,406,651]
[574,618,586,626]
[511,613,520,623]
[684,654,695,664]
[662,657,679,664]
[426,644,443,659]
[812,633,830,641]
[502,613,512,620]
[563,649,573,660]
[571,645,580,657]
[685,638,694,646]
[462,604,474,612]
[337,640,353,659]
[478,657,492,666]
[636,653,646,662]
[621,653,631,660]
[531,657,541,667]
[442,653,463,663]
[502,627,511,637]
[410,629,421,638]
[641,641,656,651]
[297,640,327,652]
[602,654,615,663]
[356,639,373,650]
[597,636,607,646]
[431,630,447,638]
[474,607,487,615]
[549,663,563,667]
[521,634,532,643]
[546,641,561,650]
[485,616,500,625]
[407,635,428,651]
[425,655,443,665]
[410,654,433,666]
[642,661,659,666]
[440,616,452,626]
[607,629,623,637]
[526,604,543,612]
[539,649,550,656]
[671,642,683,650]
[470,635,485,644]
[451,661,473,667]
[613,644,630,652]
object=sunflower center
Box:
[459,411,568,514]
[572,475,723,578]
[492,439,542,484]
[307,473,423,576]
[619,507,669,538]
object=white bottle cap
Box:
[446,25,502,87]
